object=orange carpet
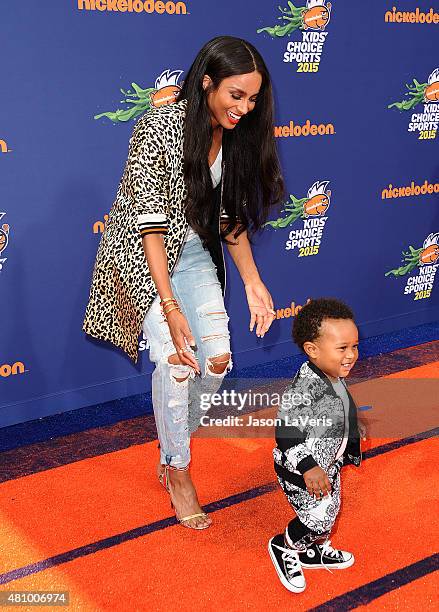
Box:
[0,362,438,610]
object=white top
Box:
[185,147,223,242]
[330,377,350,460]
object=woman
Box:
[83,36,284,530]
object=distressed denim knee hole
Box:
[204,354,233,378]
[169,364,194,387]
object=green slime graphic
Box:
[388,79,428,112]
[385,246,423,277]
[94,82,155,123]
[257,2,306,37]
[263,194,308,228]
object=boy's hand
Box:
[303,466,331,499]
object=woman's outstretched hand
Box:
[244,280,276,337]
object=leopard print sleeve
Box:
[125,113,170,236]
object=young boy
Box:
[268,298,365,593]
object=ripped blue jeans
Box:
[142,233,233,468]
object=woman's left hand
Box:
[244,280,276,337]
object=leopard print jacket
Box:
[83,99,226,363]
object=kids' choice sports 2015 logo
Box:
[386,233,439,301]
[95,69,183,122]
[264,181,331,257]
[388,69,439,140]
[0,212,10,273]
[257,1,332,73]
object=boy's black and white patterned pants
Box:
[276,457,344,551]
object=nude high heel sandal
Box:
[163,464,211,530]
[157,443,168,492]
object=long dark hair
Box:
[176,36,284,246]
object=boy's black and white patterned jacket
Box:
[273,361,362,488]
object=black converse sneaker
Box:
[268,534,306,593]
[299,539,354,570]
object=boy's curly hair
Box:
[293,298,355,350]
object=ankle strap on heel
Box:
[163,463,190,496]
[164,464,190,472]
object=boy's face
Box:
[304,318,359,381]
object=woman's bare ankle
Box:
[168,466,194,488]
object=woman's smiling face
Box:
[203,71,262,129]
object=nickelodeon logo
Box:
[382,180,439,200]
[78,0,187,14]
[385,7,439,24]
[0,139,10,153]
[275,298,311,320]
[93,214,109,234]
[0,362,26,378]
[274,120,334,138]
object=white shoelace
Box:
[272,543,303,578]
[321,539,341,558]
[319,539,340,574]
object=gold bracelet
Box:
[160,300,178,310]
[162,304,180,314]
[163,305,181,317]
[160,297,176,305]
[161,298,178,308]
[161,299,179,311]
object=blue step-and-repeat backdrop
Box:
[1,1,438,426]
